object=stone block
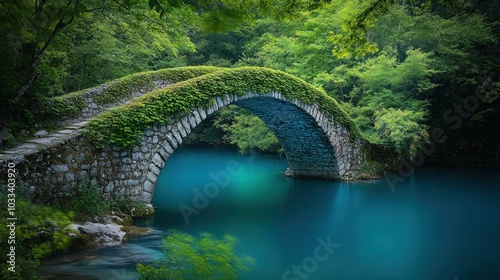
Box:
[114,187,125,196]
[105,182,114,193]
[181,118,191,134]
[142,191,153,203]
[161,142,174,154]
[65,173,75,182]
[53,164,69,173]
[81,164,90,170]
[132,152,144,161]
[173,130,182,145]
[149,163,161,176]
[130,187,141,196]
[188,114,197,128]
[132,170,142,178]
[78,171,87,180]
[143,180,155,193]
[177,122,187,138]
[158,147,170,161]
[207,104,215,115]
[152,153,164,169]
[166,133,178,148]
[146,171,157,182]
[120,165,131,172]
[197,107,207,120]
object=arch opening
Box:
[233,96,340,179]
[141,92,349,203]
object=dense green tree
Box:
[338,48,435,154]
[0,0,196,146]
[36,6,195,95]
[374,108,429,157]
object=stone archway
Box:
[1,67,388,205]
[135,91,363,203]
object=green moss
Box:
[94,66,222,105]
[42,91,87,119]
[41,66,222,121]
[84,67,362,149]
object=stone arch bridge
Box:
[0,67,393,204]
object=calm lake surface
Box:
[42,145,500,279]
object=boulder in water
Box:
[73,222,126,246]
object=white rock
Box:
[76,222,126,246]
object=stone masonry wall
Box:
[0,91,367,204]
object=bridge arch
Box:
[81,67,367,202]
[129,91,365,203]
[1,67,386,205]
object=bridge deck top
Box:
[0,121,88,162]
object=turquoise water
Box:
[42,145,500,279]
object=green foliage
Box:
[216,108,283,154]
[41,91,88,120]
[109,197,154,218]
[326,0,483,58]
[136,230,254,280]
[0,0,201,148]
[337,49,434,153]
[1,0,498,162]
[37,7,198,96]
[184,105,283,154]
[64,183,109,222]
[94,66,221,105]
[223,0,499,161]
[39,66,221,122]
[227,114,283,154]
[0,192,75,279]
[327,0,382,59]
[374,108,430,158]
[84,67,361,148]
[2,133,18,149]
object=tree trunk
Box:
[13,0,80,105]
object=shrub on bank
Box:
[0,191,75,279]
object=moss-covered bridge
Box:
[0,67,392,204]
